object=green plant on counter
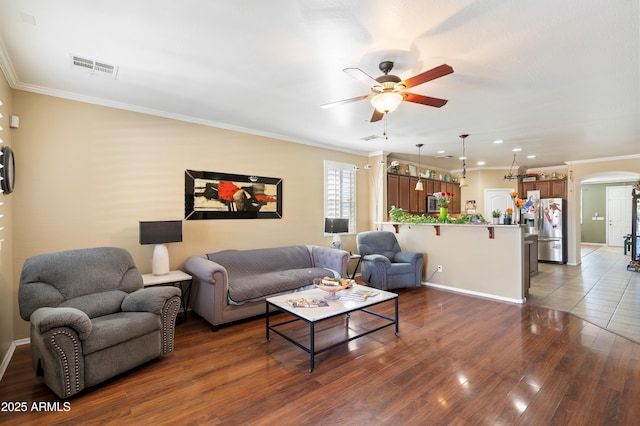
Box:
[455,213,489,224]
[389,206,488,225]
[491,209,501,218]
[389,206,433,223]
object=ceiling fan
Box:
[321,61,454,122]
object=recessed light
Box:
[527,155,536,159]
[477,161,486,166]
[512,148,522,152]
[437,150,445,154]
[493,140,504,144]
[459,156,466,160]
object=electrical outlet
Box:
[437,265,443,272]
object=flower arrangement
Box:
[504,207,513,218]
[432,191,453,207]
[510,190,524,209]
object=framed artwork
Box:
[465,200,477,214]
[185,170,282,220]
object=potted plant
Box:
[432,191,453,219]
[504,208,513,225]
[491,209,501,224]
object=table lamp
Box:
[139,220,183,275]
[324,218,349,250]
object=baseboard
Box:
[0,338,30,382]
[425,282,526,305]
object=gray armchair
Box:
[356,231,423,290]
[18,247,181,399]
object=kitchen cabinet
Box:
[398,175,411,212]
[387,173,460,215]
[387,173,399,214]
[519,179,567,199]
[551,180,567,198]
[409,176,426,213]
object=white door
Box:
[606,186,632,247]
[485,189,512,224]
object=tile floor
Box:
[527,244,640,343]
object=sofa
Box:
[18,247,182,398]
[185,245,349,329]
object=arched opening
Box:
[577,171,640,248]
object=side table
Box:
[349,254,362,279]
[142,270,193,323]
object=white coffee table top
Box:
[267,284,397,322]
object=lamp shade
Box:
[324,218,349,234]
[139,220,183,245]
[370,92,403,113]
[415,180,424,191]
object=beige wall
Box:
[0,72,15,362]
[458,168,518,215]
[9,90,370,341]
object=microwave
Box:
[427,196,439,213]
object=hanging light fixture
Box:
[504,153,527,180]
[459,134,469,187]
[370,92,403,114]
[415,143,424,191]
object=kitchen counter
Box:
[379,222,526,303]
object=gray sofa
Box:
[18,247,182,399]
[185,245,349,329]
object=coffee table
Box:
[266,284,398,372]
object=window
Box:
[324,160,356,234]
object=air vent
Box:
[361,135,382,141]
[71,55,118,79]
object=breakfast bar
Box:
[379,222,526,303]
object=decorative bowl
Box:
[313,278,353,300]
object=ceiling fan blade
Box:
[402,92,448,108]
[321,94,372,109]
[344,67,383,90]
[370,109,384,122]
[401,64,454,89]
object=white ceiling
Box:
[0,0,638,171]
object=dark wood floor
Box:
[2,286,639,425]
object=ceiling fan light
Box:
[371,92,403,113]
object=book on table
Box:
[338,288,380,301]
[287,298,329,308]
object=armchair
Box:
[356,231,424,290]
[18,247,181,399]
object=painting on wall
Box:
[185,170,282,220]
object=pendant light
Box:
[415,143,424,191]
[459,134,469,187]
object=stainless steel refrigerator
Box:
[537,198,567,263]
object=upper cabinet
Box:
[387,173,460,216]
[519,178,567,199]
